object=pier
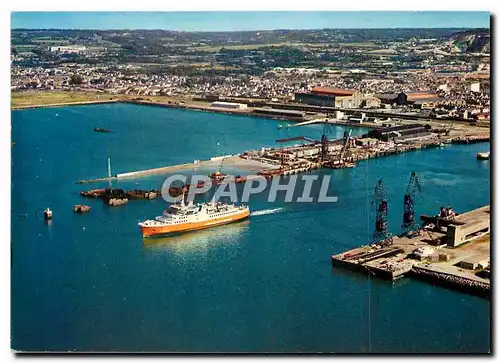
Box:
[76,130,489,185]
[76,156,276,184]
[331,205,491,297]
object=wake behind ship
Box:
[138,199,250,237]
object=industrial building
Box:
[458,257,489,270]
[375,91,442,107]
[362,96,382,108]
[211,101,248,109]
[365,123,433,142]
[294,92,335,107]
[355,138,379,147]
[375,92,408,106]
[446,205,490,247]
[294,87,363,109]
[405,90,440,102]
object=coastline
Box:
[11,91,489,130]
[11,99,121,110]
[11,93,304,123]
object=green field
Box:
[11,91,117,108]
[11,91,183,109]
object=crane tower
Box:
[401,172,422,235]
[372,179,393,244]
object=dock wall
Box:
[410,266,490,298]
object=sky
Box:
[11,11,490,31]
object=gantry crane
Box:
[372,179,393,245]
[401,172,422,236]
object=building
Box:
[413,100,437,110]
[469,81,490,95]
[375,92,408,106]
[211,101,247,109]
[355,138,378,147]
[405,90,440,103]
[458,257,489,270]
[469,82,481,93]
[362,96,382,108]
[412,246,436,261]
[294,92,335,107]
[311,87,363,108]
[365,123,432,142]
[49,45,87,54]
[446,205,490,247]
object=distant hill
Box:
[450,28,490,53]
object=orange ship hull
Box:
[140,209,250,237]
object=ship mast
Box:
[108,157,112,190]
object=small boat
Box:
[477,152,490,160]
[94,127,111,133]
[43,208,53,220]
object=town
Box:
[11,28,490,125]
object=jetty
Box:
[331,205,491,297]
[76,156,276,184]
[76,130,489,185]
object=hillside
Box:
[451,28,490,53]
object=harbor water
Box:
[11,103,490,352]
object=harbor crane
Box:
[372,179,393,245]
[317,119,333,162]
[338,119,353,164]
[275,118,334,162]
[400,172,422,236]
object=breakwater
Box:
[411,266,490,298]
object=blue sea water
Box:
[11,103,490,353]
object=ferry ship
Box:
[138,199,250,237]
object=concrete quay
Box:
[331,205,491,297]
[76,155,275,184]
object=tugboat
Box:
[138,198,250,237]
